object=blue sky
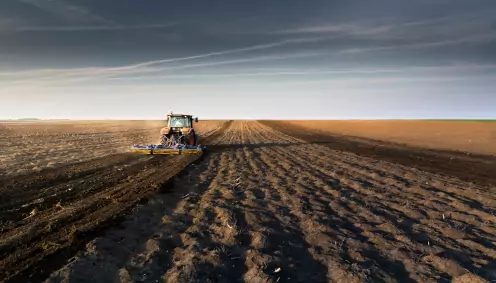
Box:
[1,0,495,119]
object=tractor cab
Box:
[167,114,198,130]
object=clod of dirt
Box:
[145,239,161,254]
[55,201,64,210]
[251,231,269,250]
[161,216,171,224]
[117,268,133,283]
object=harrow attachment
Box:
[131,134,204,155]
[130,144,204,155]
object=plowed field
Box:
[0,120,226,176]
[1,121,495,283]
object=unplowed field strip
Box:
[45,121,496,283]
[0,121,232,283]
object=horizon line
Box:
[2,117,496,122]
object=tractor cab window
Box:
[169,116,191,128]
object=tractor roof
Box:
[167,114,193,117]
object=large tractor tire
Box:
[189,133,198,146]
[186,131,198,146]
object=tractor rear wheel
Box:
[189,132,197,145]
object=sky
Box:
[1,0,496,120]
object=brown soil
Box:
[0,121,231,283]
[5,121,489,283]
[281,120,496,156]
[0,120,225,176]
[261,121,496,189]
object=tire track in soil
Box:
[45,121,496,283]
[0,121,232,283]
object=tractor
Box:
[130,112,204,155]
[160,112,199,146]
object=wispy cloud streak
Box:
[8,23,182,32]
[109,68,403,81]
[274,14,496,46]
[0,51,325,86]
[341,32,496,54]
[19,0,112,24]
[5,63,496,89]
[0,36,327,83]
[109,36,326,71]
[276,23,393,36]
